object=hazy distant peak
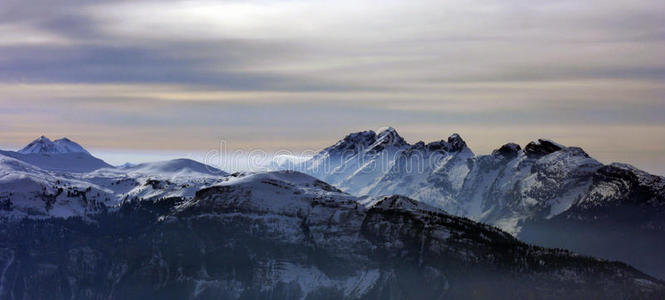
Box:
[18,136,90,155]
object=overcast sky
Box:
[1,0,664,174]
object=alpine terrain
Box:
[278,128,665,279]
[0,137,663,299]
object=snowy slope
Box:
[0,153,115,218]
[367,134,474,212]
[1,170,662,299]
[121,158,226,179]
[3,130,665,283]
[0,137,229,218]
[0,157,228,219]
[278,129,476,215]
[0,150,112,173]
[83,159,229,201]
[335,127,410,194]
[456,141,604,234]
[290,127,409,191]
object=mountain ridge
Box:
[277,127,665,279]
[283,128,664,230]
[2,132,665,296]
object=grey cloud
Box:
[1,0,665,173]
[0,42,371,92]
[1,0,664,89]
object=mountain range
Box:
[0,134,664,298]
[276,127,665,279]
[0,136,227,218]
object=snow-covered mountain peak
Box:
[491,142,521,158]
[446,133,467,151]
[326,130,377,154]
[376,126,395,132]
[18,136,90,154]
[524,139,564,156]
[405,133,469,154]
[52,137,90,154]
[324,127,410,154]
[371,126,408,150]
[448,133,467,152]
[3,136,111,172]
[18,136,53,153]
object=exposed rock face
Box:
[445,133,468,152]
[491,143,521,159]
[0,171,662,299]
